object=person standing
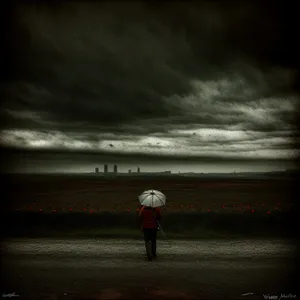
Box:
[138,205,162,261]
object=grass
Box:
[3,227,294,240]
[2,211,297,240]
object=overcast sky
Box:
[1,1,299,173]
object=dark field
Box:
[2,174,297,239]
[4,174,296,213]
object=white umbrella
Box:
[138,190,166,208]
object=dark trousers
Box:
[143,228,157,257]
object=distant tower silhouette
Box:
[129,169,131,173]
[104,164,108,173]
[137,167,140,173]
[95,167,99,173]
[114,165,118,173]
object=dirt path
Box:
[2,239,297,299]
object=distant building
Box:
[137,167,140,173]
[114,165,118,173]
[95,167,99,173]
[129,169,131,173]
[104,165,108,173]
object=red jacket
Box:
[138,206,162,229]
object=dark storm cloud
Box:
[1,1,299,163]
[3,2,193,129]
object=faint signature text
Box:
[2,293,19,298]
[263,294,297,300]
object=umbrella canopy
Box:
[138,190,166,208]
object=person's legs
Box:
[143,229,152,261]
[150,228,157,257]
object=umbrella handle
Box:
[156,220,171,246]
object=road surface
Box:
[1,239,297,300]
